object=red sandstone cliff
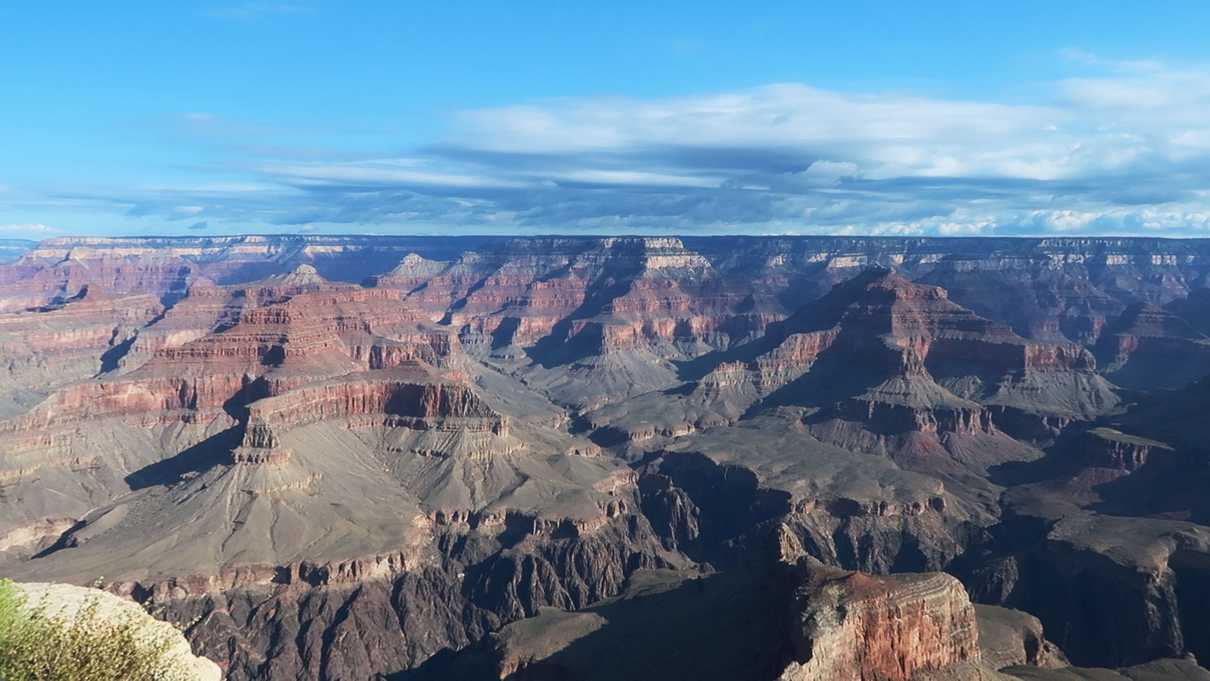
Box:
[779,567,980,681]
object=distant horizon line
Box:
[20,233,1210,242]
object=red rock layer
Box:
[0,289,163,359]
[0,266,466,450]
[0,256,191,312]
[241,376,503,449]
[780,568,980,681]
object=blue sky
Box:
[3,2,1210,239]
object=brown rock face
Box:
[975,604,1068,671]
[241,372,504,449]
[779,568,980,681]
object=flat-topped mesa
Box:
[599,236,713,272]
[838,390,994,437]
[0,372,249,434]
[106,548,423,603]
[10,291,462,437]
[241,373,507,449]
[151,290,334,363]
[779,567,980,681]
[1079,427,1172,471]
[348,333,460,370]
[151,293,392,368]
[427,501,631,541]
[151,282,445,370]
[154,325,347,365]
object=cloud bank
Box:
[32,54,1210,236]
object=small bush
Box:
[0,579,191,681]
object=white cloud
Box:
[44,51,1210,237]
[798,161,859,185]
[261,160,533,189]
[453,84,1069,181]
[544,169,722,188]
[0,223,59,237]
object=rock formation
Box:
[778,567,980,681]
[1,236,1210,680]
[11,581,222,681]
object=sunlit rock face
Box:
[778,569,981,681]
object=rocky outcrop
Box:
[398,561,991,681]
[240,373,504,449]
[778,567,980,681]
[0,373,248,432]
[142,514,674,681]
[11,582,222,681]
[974,604,1068,671]
[965,514,1210,668]
[1078,427,1172,471]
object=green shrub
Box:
[0,579,191,681]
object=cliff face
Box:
[3,236,1210,681]
[965,515,1210,668]
[399,561,994,681]
[779,569,980,681]
[1094,303,1210,390]
[240,374,504,450]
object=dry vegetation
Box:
[0,579,190,681]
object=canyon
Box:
[1,234,1210,680]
